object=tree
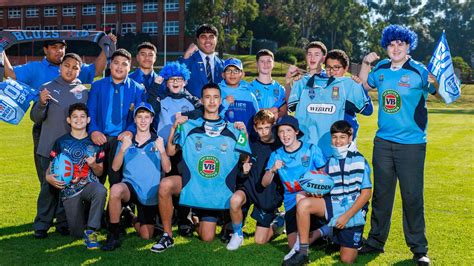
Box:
[185,0,259,54]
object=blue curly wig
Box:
[159,61,191,81]
[380,24,418,52]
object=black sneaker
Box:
[219,223,233,243]
[34,230,48,239]
[358,243,384,254]
[101,234,121,251]
[56,226,70,236]
[282,251,309,266]
[178,224,194,237]
[413,253,430,266]
[150,234,174,253]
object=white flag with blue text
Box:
[427,32,461,104]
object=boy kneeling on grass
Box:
[283,120,372,265]
[46,103,107,249]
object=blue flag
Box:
[0,78,39,125]
[427,32,461,104]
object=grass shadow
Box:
[428,108,474,114]
[0,223,33,238]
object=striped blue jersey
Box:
[249,79,286,109]
[266,142,326,211]
[288,75,369,158]
[220,80,259,130]
[117,134,162,206]
[368,58,436,144]
[175,118,251,210]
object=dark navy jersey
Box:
[368,58,436,144]
[242,137,283,211]
[50,134,104,199]
[174,118,252,210]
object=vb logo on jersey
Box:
[198,156,220,178]
[382,90,401,113]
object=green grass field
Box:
[0,80,472,265]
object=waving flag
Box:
[427,32,461,104]
[0,78,39,125]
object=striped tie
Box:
[205,56,213,83]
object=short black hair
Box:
[62,53,83,67]
[111,48,132,62]
[201,83,221,98]
[304,41,328,56]
[330,120,353,136]
[325,49,349,68]
[137,42,157,54]
[256,49,274,61]
[68,103,89,117]
[196,24,218,38]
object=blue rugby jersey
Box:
[117,134,162,206]
[249,79,286,109]
[49,134,104,200]
[174,118,252,210]
[220,80,259,130]
[266,142,326,211]
[368,58,436,144]
[157,94,196,144]
[288,75,368,158]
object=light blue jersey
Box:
[175,118,251,210]
[157,96,195,144]
[368,58,436,144]
[288,75,369,158]
[266,142,326,211]
[249,79,286,109]
[220,80,260,130]
[118,135,162,206]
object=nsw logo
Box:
[382,90,401,113]
[198,156,220,178]
[306,103,336,114]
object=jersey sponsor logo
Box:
[181,105,190,113]
[198,156,220,178]
[236,131,248,146]
[398,75,410,87]
[306,103,336,114]
[331,86,340,100]
[382,90,401,113]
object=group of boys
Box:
[3,23,437,265]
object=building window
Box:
[82,4,96,16]
[164,21,179,35]
[143,0,158,13]
[44,6,57,17]
[44,25,58,30]
[62,25,76,30]
[102,23,117,34]
[26,26,41,30]
[121,23,136,35]
[82,24,96,31]
[164,0,179,12]
[8,8,21,18]
[143,22,158,35]
[102,3,116,14]
[0,10,3,19]
[63,5,76,16]
[122,2,136,14]
[26,7,39,18]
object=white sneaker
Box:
[284,234,300,261]
[226,234,244,250]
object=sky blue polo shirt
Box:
[14,58,96,91]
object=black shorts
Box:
[325,196,366,249]
[285,206,326,235]
[239,188,277,228]
[165,150,184,177]
[124,182,158,225]
[193,208,224,223]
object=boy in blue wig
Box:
[358,24,439,266]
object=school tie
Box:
[112,83,122,125]
[205,56,213,83]
[143,74,151,88]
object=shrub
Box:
[275,46,305,64]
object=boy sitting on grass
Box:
[283,120,372,265]
[46,103,106,250]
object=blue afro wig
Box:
[380,24,418,52]
[159,61,191,81]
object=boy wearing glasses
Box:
[220,58,259,130]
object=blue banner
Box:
[427,32,461,104]
[0,78,39,125]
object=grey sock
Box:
[299,243,309,255]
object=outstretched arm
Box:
[94,33,117,77]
